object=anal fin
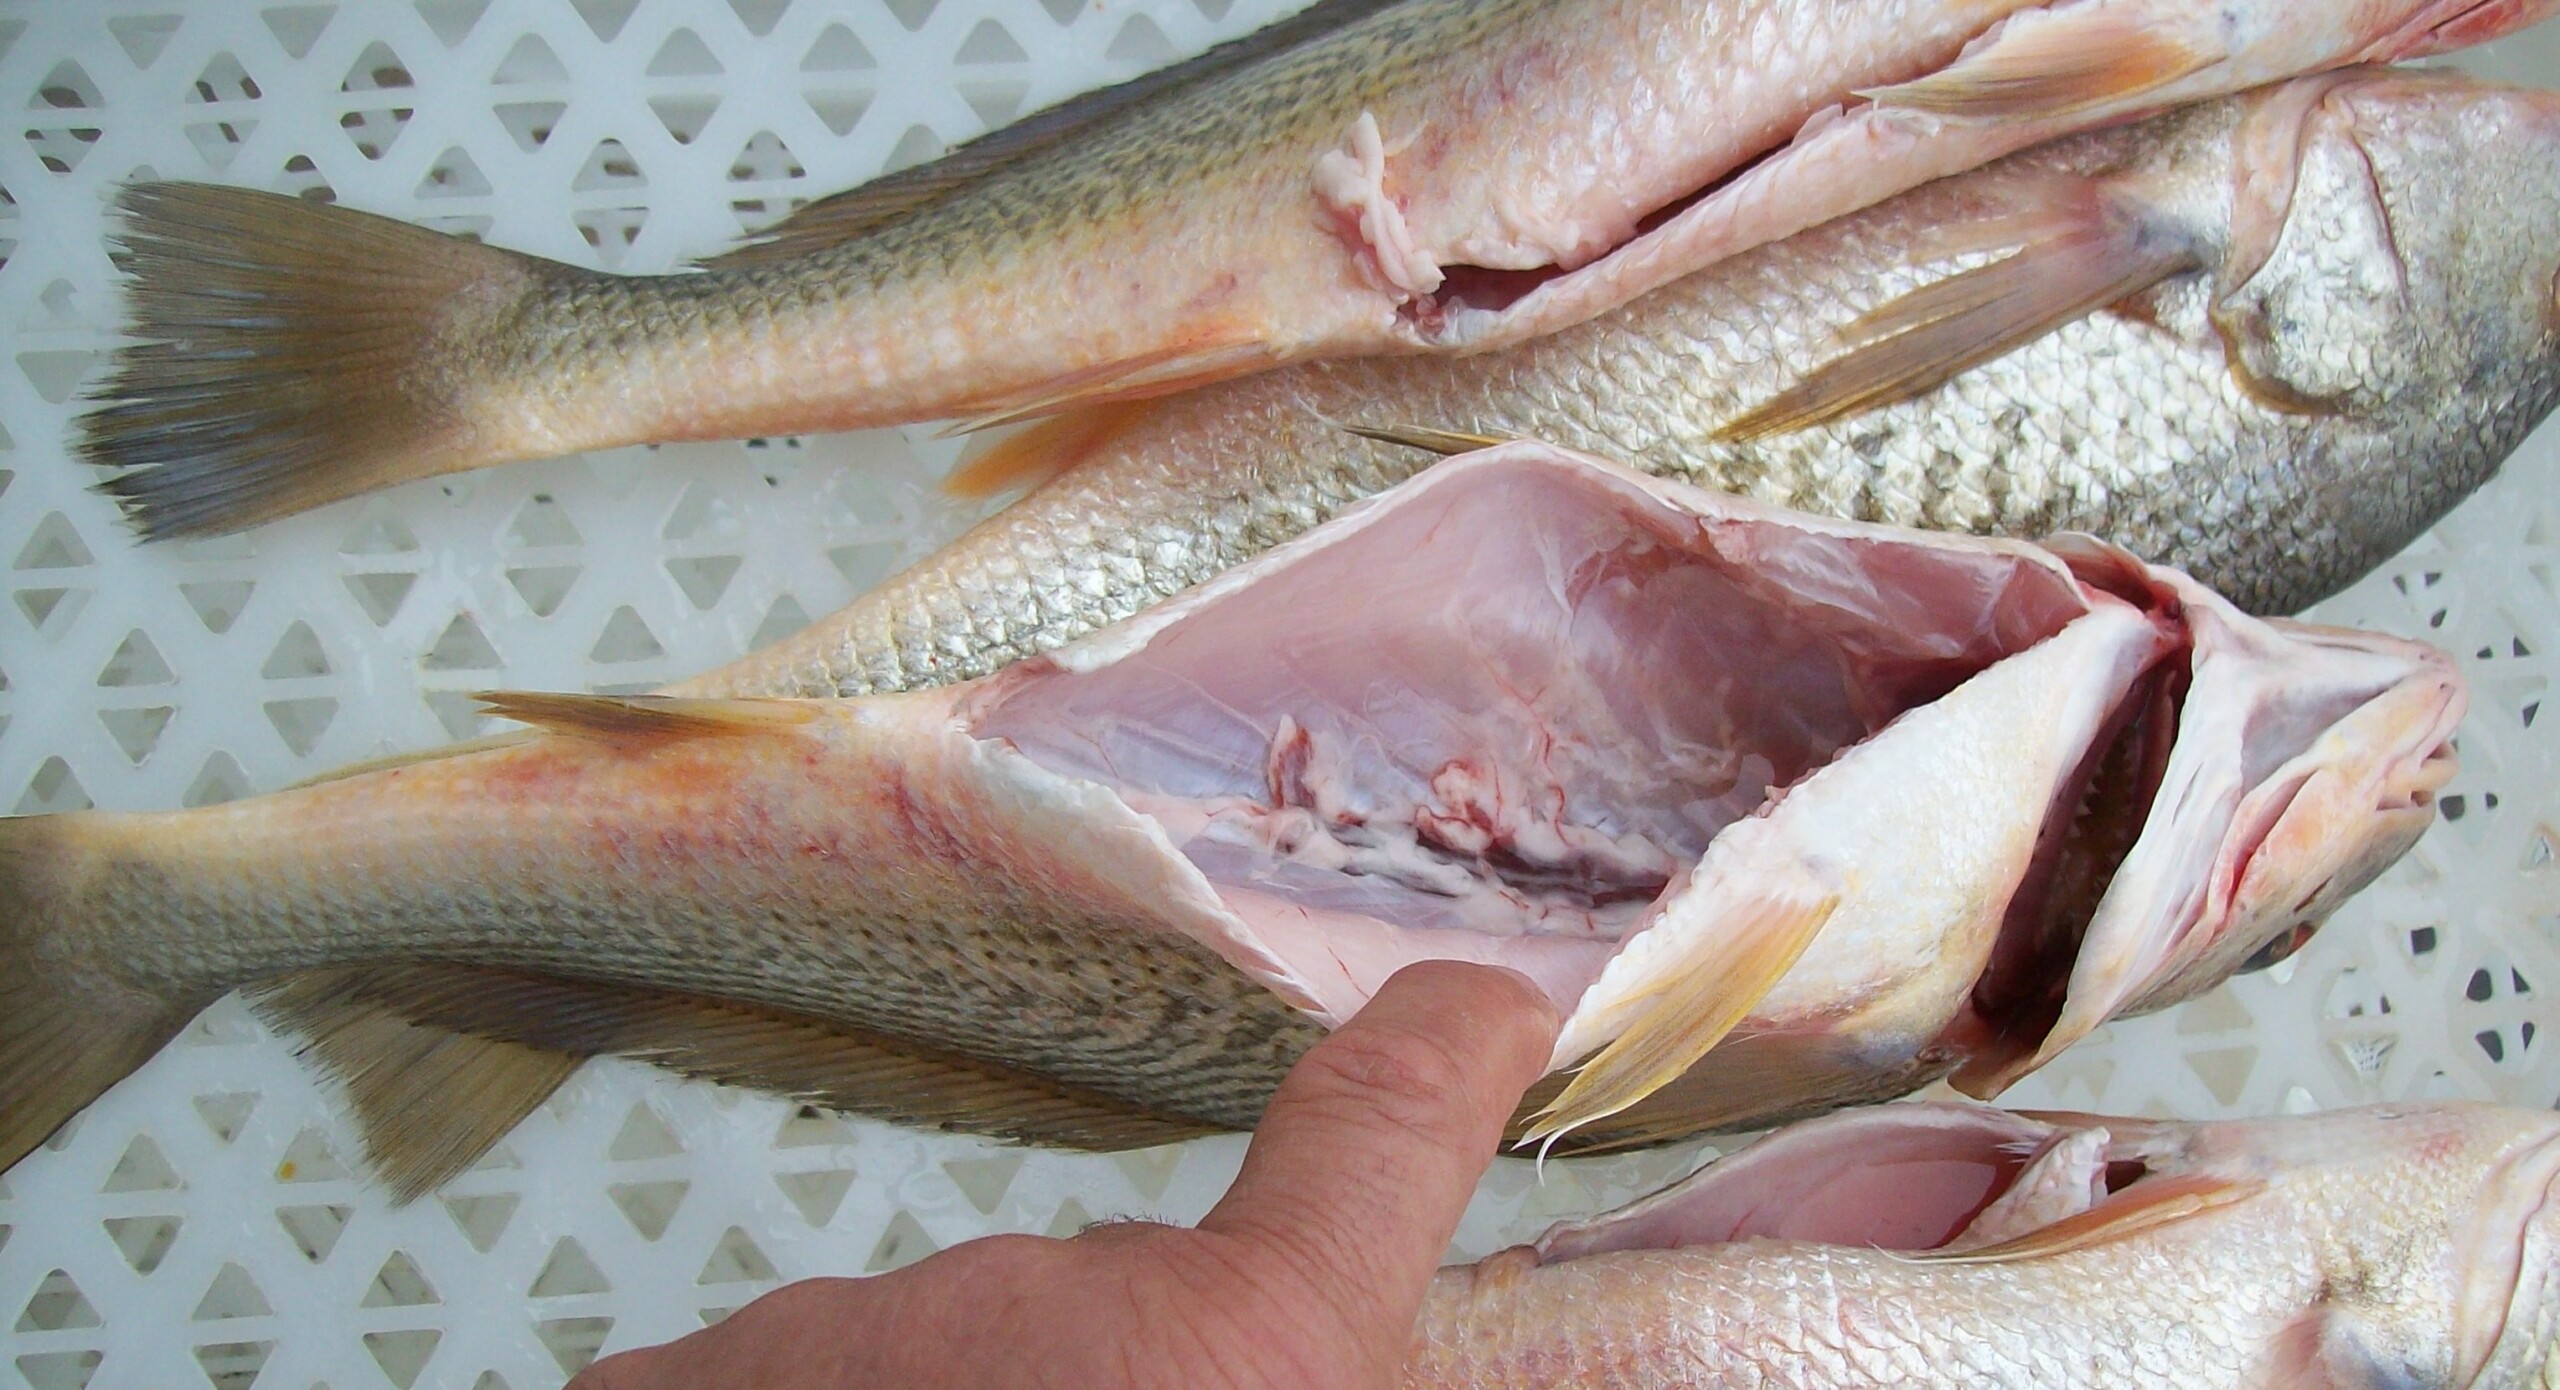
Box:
[1915,1170,2262,1264]
[476,691,820,745]
[1860,6,2215,121]
[944,399,1159,498]
[260,963,1220,1199]
[1717,192,2199,441]
[253,968,584,1204]
[1524,888,1839,1148]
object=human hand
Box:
[570,961,1560,1389]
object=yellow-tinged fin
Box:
[260,963,1219,1194]
[703,0,1405,266]
[1717,196,2199,441]
[1524,889,1840,1148]
[945,333,1280,435]
[1916,1171,2264,1264]
[476,691,822,744]
[1859,14,2215,121]
[1513,1030,1945,1155]
[0,815,206,1174]
[944,399,1160,499]
[79,182,552,540]
[253,969,581,1204]
[1340,422,1515,457]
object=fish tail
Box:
[79,181,557,540]
[0,814,200,1172]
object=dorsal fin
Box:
[703,0,1410,267]
[476,691,821,743]
[256,963,1221,1198]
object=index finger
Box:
[1198,961,1560,1349]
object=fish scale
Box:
[682,72,2560,702]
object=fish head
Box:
[1959,556,2464,1092]
[2211,67,2560,439]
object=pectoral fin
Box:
[1860,7,2215,121]
[1340,422,1516,457]
[1717,195,2198,441]
[1523,888,1839,1148]
[1916,1170,2261,1264]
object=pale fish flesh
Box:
[1408,1100,2560,1389]
[687,64,2560,721]
[0,444,2459,1200]
[74,0,2555,536]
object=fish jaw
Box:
[1960,567,2463,1092]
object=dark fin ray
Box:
[78,182,556,539]
[0,817,204,1173]
[1718,198,2200,442]
[1517,1032,1946,1156]
[252,968,582,1203]
[704,0,1408,266]
[272,964,1221,1157]
[1339,422,1514,457]
[476,691,820,744]
[1860,14,2214,121]
[943,399,1159,498]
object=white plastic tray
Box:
[0,3,2554,1386]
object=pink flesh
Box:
[970,460,2091,1009]
[1532,1105,2062,1263]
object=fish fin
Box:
[1858,9,2215,121]
[1514,1031,1940,1155]
[1915,1171,2263,1264]
[946,333,1280,435]
[0,817,207,1173]
[703,0,1406,266]
[273,964,1222,1154]
[476,691,821,744]
[1717,198,2199,441]
[1523,888,1840,1148]
[1339,422,1515,457]
[78,182,549,540]
[943,400,1159,499]
[251,969,583,1204]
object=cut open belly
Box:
[949,444,2461,1140]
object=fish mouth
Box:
[966,445,2115,1026]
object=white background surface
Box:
[0,3,2554,1386]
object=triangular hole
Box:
[185,752,253,807]
[278,1126,352,1182]
[418,145,491,198]
[276,1203,350,1262]
[181,579,255,633]
[15,757,89,815]
[364,1329,442,1390]
[441,1191,519,1253]
[775,1169,854,1227]
[192,1262,274,1320]
[262,620,331,678]
[748,594,808,651]
[15,1270,100,1333]
[665,554,739,609]
[103,1134,181,1192]
[801,24,875,73]
[608,1102,683,1160]
[261,5,335,60]
[344,571,415,625]
[362,1249,440,1307]
[494,34,567,85]
[941,1154,1022,1215]
[646,27,723,76]
[697,1226,777,1284]
[531,1237,612,1296]
[264,696,339,756]
[103,1214,181,1274]
[424,612,501,671]
[98,705,173,764]
[16,511,92,569]
[108,14,181,68]
[192,1091,257,1143]
[608,1179,688,1240]
[97,629,175,687]
[416,0,491,47]
[865,1211,936,1272]
[506,564,580,617]
[589,606,664,663]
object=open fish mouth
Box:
[961,442,2462,1139]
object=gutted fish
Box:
[1408,1100,2560,1389]
[684,66,2560,721]
[0,444,2458,1196]
[76,0,2553,537]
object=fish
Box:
[0,443,2460,1199]
[672,65,2560,723]
[1405,1099,2560,1389]
[74,0,2555,538]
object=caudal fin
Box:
[79,182,553,540]
[0,816,200,1172]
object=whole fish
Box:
[0,445,2458,1199]
[1407,1100,2560,1389]
[681,65,2560,720]
[76,0,2552,538]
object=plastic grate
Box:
[0,2,2555,1384]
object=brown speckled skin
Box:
[1406,1105,2560,1389]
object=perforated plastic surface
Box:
[0,3,2554,1386]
